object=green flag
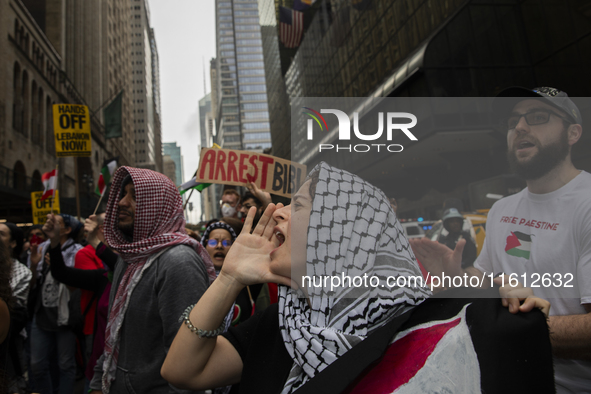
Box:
[179,177,211,195]
[104,91,123,139]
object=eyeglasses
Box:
[504,109,571,131]
[207,239,232,248]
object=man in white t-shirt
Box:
[411,87,590,393]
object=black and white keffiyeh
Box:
[278,162,432,393]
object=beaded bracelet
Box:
[180,304,226,338]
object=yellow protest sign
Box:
[31,191,60,225]
[53,104,92,157]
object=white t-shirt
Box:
[475,171,591,393]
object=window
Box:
[222,106,239,114]
[221,65,236,71]
[237,46,262,53]
[237,54,263,61]
[235,25,259,31]
[223,115,239,122]
[218,1,231,7]
[220,44,235,50]
[220,36,234,42]
[222,97,238,104]
[234,10,258,16]
[224,135,241,142]
[236,18,259,24]
[219,16,232,21]
[239,76,265,83]
[242,111,269,120]
[221,51,235,57]
[236,32,261,38]
[243,122,269,130]
[239,84,265,92]
[243,132,270,140]
[244,142,271,150]
[240,93,267,101]
[220,30,233,36]
[221,72,236,79]
[241,102,267,110]
[219,23,233,29]
[238,68,265,75]
[238,61,264,68]
[237,39,262,45]
[235,3,258,9]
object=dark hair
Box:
[241,192,262,208]
[220,217,243,235]
[60,214,83,241]
[0,237,13,309]
[4,222,24,258]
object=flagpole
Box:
[93,190,105,215]
[183,188,195,211]
[74,157,82,221]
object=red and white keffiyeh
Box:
[101,166,216,392]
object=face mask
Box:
[221,203,237,217]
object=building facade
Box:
[0,0,136,222]
[130,0,162,172]
[162,141,184,187]
[214,0,273,153]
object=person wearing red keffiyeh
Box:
[88,166,216,394]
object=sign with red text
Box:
[196,148,307,198]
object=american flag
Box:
[279,6,304,48]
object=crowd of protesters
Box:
[0,86,587,394]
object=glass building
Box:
[214,0,273,153]
[258,0,591,219]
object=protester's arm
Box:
[547,306,591,360]
[48,245,106,292]
[162,204,294,390]
[247,181,272,210]
[11,262,32,308]
[94,242,118,272]
[0,299,9,344]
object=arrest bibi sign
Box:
[196,148,307,198]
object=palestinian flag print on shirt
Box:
[505,231,533,259]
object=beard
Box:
[507,128,570,180]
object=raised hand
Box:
[409,237,464,278]
[219,203,294,289]
[84,215,100,248]
[247,181,272,208]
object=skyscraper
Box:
[162,142,184,187]
[214,0,272,153]
[131,0,163,172]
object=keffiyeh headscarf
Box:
[200,222,238,249]
[278,162,432,393]
[101,166,216,392]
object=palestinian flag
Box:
[179,177,211,195]
[505,231,533,259]
[294,287,554,394]
[95,158,118,196]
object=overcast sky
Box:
[149,0,216,223]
